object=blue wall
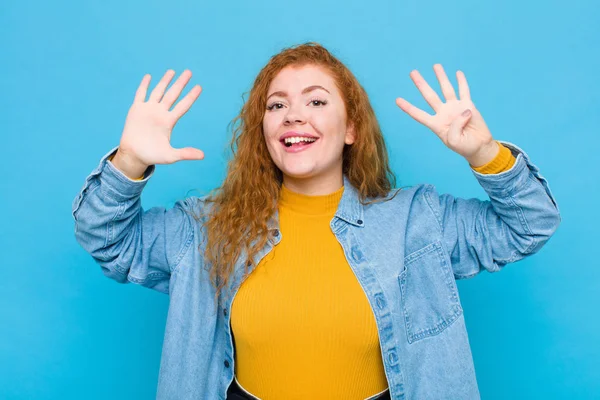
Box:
[1,0,597,398]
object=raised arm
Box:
[426,140,560,278]
[72,70,205,294]
[396,64,561,278]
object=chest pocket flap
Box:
[398,240,463,343]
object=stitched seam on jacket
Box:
[506,188,536,260]
[423,185,443,232]
[477,201,511,267]
[73,179,101,221]
[110,201,127,275]
[170,199,197,276]
[170,227,195,276]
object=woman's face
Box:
[262,64,355,194]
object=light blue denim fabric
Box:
[72,140,561,400]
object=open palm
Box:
[118,69,204,167]
[395,64,495,161]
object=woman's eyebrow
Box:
[267,85,330,101]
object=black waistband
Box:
[226,378,391,400]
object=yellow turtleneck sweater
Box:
[108,142,516,398]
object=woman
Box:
[72,42,561,399]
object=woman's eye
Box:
[266,103,283,111]
[266,99,327,111]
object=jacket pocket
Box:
[398,240,463,343]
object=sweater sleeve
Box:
[469,141,516,174]
[107,153,146,180]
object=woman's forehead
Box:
[268,64,336,93]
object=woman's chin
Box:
[281,168,317,180]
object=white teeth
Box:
[284,137,317,144]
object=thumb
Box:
[172,147,205,162]
[447,109,473,144]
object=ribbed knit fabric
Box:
[470,140,516,174]
[231,183,390,399]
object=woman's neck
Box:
[281,172,344,196]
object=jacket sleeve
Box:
[424,140,561,280]
[71,146,196,294]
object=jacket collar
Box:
[266,174,365,231]
[336,174,365,227]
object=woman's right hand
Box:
[112,69,204,178]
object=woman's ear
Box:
[344,122,356,145]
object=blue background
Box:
[1,0,598,398]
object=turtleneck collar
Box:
[279,183,344,216]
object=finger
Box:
[171,85,202,121]
[172,146,205,162]
[395,97,435,128]
[433,64,457,101]
[456,70,471,101]
[134,74,151,103]
[149,69,176,102]
[447,109,472,147]
[409,70,443,112]
[162,70,193,109]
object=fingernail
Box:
[462,109,471,117]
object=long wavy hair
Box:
[189,41,400,306]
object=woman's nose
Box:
[284,105,306,124]
[284,116,304,124]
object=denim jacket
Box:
[72,140,561,399]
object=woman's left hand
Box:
[395,64,499,167]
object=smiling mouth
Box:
[281,138,319,148]
[279,138,319,153]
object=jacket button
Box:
[357,219,363,225]
[272,229,280,237]
[223,308,228,316]
[224,360,230,368]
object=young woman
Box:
[72,42,561,399]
